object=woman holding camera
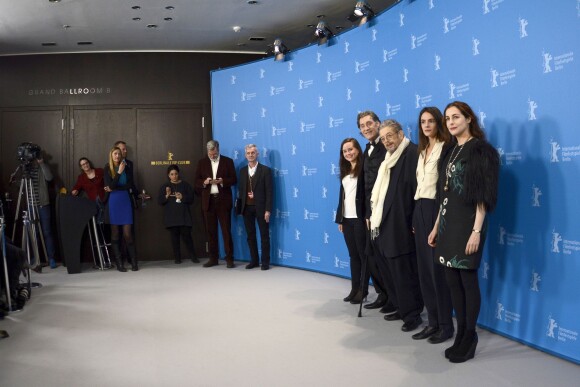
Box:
[158,164,197,264]
[104,146,138,272]
[428,101,499,363]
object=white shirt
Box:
[367,137,381,157]
[248,162,258,177]
[210,156,220,194]
[342,174,358,218]
[414,141,443,200]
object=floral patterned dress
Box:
[436,139,486,270]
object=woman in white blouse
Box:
[335,138,367,304]
[411,107,455,344]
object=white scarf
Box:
[370,136,410,239]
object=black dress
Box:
[436,139,486,270]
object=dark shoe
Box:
[203,260,219,268]
[412,326,438,340]
[127,244,139,271]
[343,289,357,302]
[191,257,200,263]
[32,265,42,273]
[349,290,368,304]
[428,328,454,344]
[445,325,465,359]
[379,304,398,315]
[226,261,235,268]
[261,265,270,271]
[49,259,58,269]
[246,262,259,269]
[384,312,401,321]
[174,259,182,264]
[402,316,423,332]
[449,331,478,363]
[363,293,387,309]
[111,240,127,272]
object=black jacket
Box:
[237,163,273,215]
[363,140,387,219]
[335,171,365,224]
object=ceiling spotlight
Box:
[273,38,288,61]
[349,0,375,25]
[314,19,333,44]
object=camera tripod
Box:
[9,163,48,273]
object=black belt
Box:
[210,193,219,198]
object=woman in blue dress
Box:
[104,146,138,272]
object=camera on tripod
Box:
[16,142,41,165]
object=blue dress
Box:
[104,164,133,225]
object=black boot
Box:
[127,243,139,271]
[449,330,478,363]
[445,324,465,359]
[349,289,368,304]
[343,289,357,302]
[111,240,127,272]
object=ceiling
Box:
[0,0,399,57]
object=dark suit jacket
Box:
[194,155,237,211]
[363,139,387,219]
[374,142,419,259]
[237,163,273,215]
[335,171,365,224]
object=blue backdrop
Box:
[211,0,579,363]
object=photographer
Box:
[29,149,58,269]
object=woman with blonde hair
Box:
[104,146,137,272]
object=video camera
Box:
[16,142,41,165]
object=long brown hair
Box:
[108,146,122,178]
[444,101,486,140]
[417,107,450,153]
[339,138,363,179]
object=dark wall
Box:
[0,52,261,263]
[0,52,261,107]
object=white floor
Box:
[1,260,578,387]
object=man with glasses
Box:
[370,119,423,332]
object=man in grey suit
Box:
[237,144,273,270]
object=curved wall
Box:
[212,0,579,363]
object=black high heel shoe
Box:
[449,331,478,363]
[343,289,357,302]
[445,325,465,359]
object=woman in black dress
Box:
[428,101,499,363]
[158,164,198,264]
[335,138,367,304]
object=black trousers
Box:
[341,218,367,292]
[413,199,454,330]
[205,195,233,260]
[243,205,270,265]
[168,226,195,260]
[383,252,423,324]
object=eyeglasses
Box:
[380,131,399,142]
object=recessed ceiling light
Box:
[48,0,61,3]
[62,24,71,29]
[165,6,175,10]
[164,17,173,21]
[247,1,258,4]
[147,24,158,29]
[42,42,57,46]
[132,17,141,21]
[132,6,141,10]
[248,37,265,41]
[77,41,93,45]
